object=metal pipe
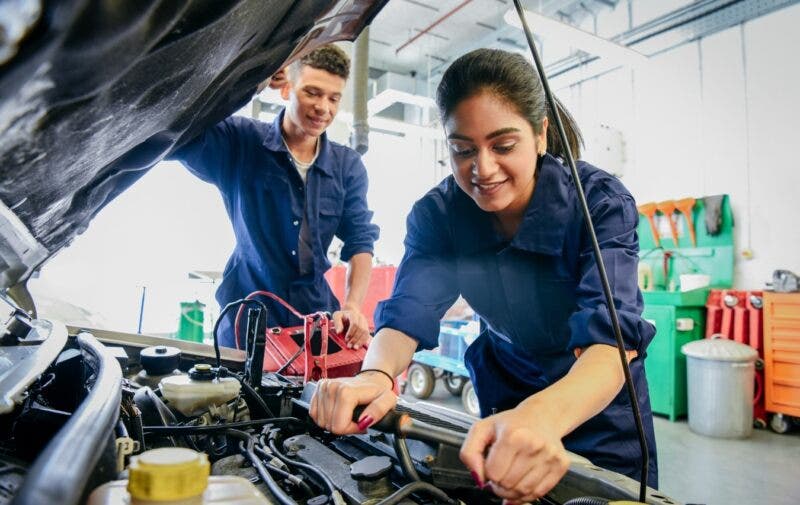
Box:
[351,27,370,154]
[13,331,122,505]
[395,0,473,55]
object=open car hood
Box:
[0,0,387,297]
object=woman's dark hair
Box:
[436,48,583,159]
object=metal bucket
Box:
[682,337,758,438]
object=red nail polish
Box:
[357,415,374,431]
[470,470,483,488]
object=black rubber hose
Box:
[563,498,610,505]
[238,375,276,418]
[253,445,316,497]
[142,418,302,434]
[374,481,459,505]
[267,435,337,498]
[392,435,421,482]
[213,299,269,368]
[225,429,297,505]
[13,331,122,505]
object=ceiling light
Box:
[503,8,648,68]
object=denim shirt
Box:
[375,154,658,485]
[172,111,379,345]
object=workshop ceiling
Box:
[365,0,800,86]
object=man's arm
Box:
[333,252,373,347]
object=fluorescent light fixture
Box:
[503,8,648,68]
[367,88,437,117]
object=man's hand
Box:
[332,303,371,349]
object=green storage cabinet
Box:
[643,298,706,421]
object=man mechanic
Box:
[172,44,379,349]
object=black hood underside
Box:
[0,0,385,289]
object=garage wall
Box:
[557,3,800,289]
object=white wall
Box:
[557,3,800,289]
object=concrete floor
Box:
[401,382,800,505]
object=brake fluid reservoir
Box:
[87,448,270,505]
[159,364,240,416]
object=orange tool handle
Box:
[656,200,680,247]
[637,203,661,248]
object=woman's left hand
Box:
[459,404,571,503]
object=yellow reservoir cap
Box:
[127,448,210,501]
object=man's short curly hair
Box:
[288,44,350,81]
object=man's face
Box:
[281,65,346,137]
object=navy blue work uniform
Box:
[172,111,379,347]
[375,154,658,486]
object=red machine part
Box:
[232,290,367,384]
[261,318,366,383]
[705,289,766,426]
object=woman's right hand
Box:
[309,371,397,435]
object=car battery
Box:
[261,319,366,383]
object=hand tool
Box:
[656,200,680,247]
[637,202,661,248]
[675,197,697,247]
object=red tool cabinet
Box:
[705,289,766,426]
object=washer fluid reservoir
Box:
[87,448,270,504]
[160,364,240,416]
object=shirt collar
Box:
[454,154,572,256]
[262,109,333,176]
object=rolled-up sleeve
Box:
[567,193,655,354]
[337,155,380,261]
[374,198,460,349]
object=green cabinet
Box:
[642,300,706,421]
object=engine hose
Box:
[12,331,122,505]
[253,445,315,497]
[563,497,611,505]
[226,429,297,505]
[237,375,276,418]
[392,435,421,482]
[267,435,345,505]
[142,417,302,434]
[374,481,459,505]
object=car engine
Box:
[0,293,679,505]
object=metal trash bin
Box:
[681,337,758,438]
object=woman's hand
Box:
[459,403,571,502]
[309,371,396,435]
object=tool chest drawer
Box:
[764,292,800,416]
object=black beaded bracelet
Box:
[356,368,395,389]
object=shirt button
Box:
[293,220,299,226]
[291,250,296,256]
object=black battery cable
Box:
[511,0,649,501]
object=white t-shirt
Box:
[284,138,320,183]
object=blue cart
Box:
[405,321,480,417]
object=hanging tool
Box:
[675,197,697,247]
[637,202,661,248]
[662,251,674,290]
[656,200,680,247]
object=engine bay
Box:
[0,294,679,505]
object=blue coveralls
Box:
[172,111,379,347]
[375,154,658,486]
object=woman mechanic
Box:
[309,48,658,503]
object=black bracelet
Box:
[357,368,395,389]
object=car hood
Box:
[0,0,386,297]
